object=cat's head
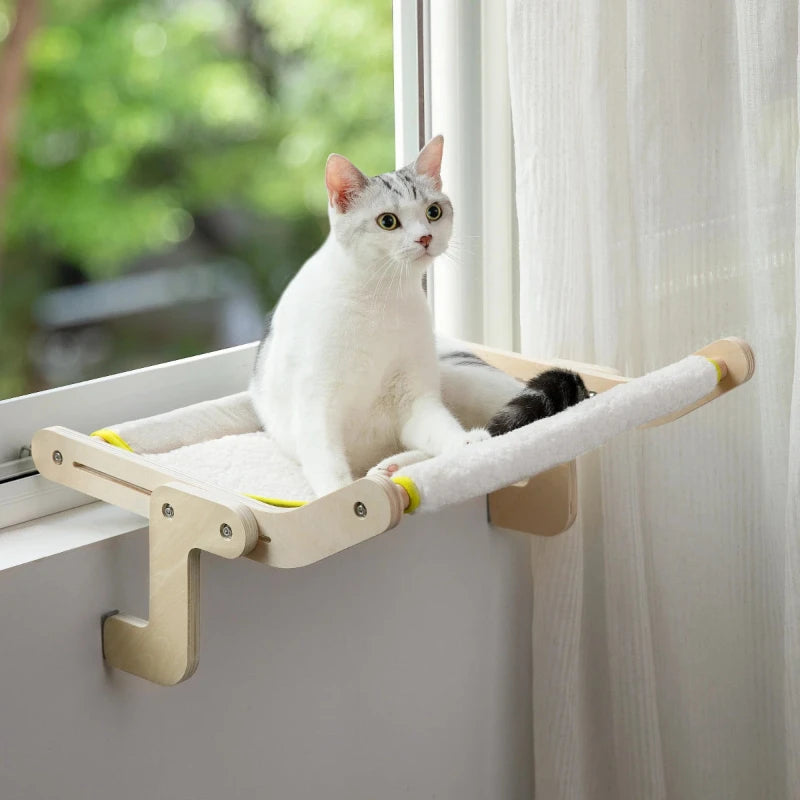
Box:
[324,135,452,271]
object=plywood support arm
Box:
[102,482,259,685]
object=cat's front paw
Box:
[444,427,491,452]
[368,449,430,478]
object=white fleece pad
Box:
[141,431,316,503]
[398,355,719,512]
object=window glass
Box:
[0,0,393,399]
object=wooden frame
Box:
[30,338,754,684]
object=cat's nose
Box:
[417,234,432,248]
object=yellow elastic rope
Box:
[245,493,306,508]
[91,429,134,452]
[392,475,421,514]
[705,357,724,383]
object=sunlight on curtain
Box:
[506,1,800,797]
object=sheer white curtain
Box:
[505,1,800,798]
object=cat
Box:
[250,136,587,497]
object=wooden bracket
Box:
[488,462,577,537]
[102,481,259,685]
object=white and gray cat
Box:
[250,136,587,497]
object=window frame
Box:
[427,0,516,350]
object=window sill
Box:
[0,501,144,573]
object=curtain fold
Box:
[506,1,800,797]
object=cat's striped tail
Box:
[486,368,589,436]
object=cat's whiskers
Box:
[388,256,412,319]
[369,257,393,298]
[373,253,417,323]
[442,235,478,258]
[368,254,410,319]
[436,249,463,270]
[431,235,479,272]
[397,260,411,302]
[367,254,399,311]
[386,264,401,319]
[374,260,396,316]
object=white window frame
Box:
[427,0,516,350]
[1,0,517,532]
[396,0,517,350]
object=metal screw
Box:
[354,501,367,518]
[162,503,174,519]
[52,450,63,465]
[220,523,233,539]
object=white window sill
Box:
[0,502,144,573]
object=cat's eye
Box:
[426,203,442,221]
[377,213,400,230]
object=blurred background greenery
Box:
[0,0,394,400]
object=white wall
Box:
[0,499,532,799]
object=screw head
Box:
[354,501,367,518]
[220,523,233,539]
[161,503,174,519]
[52,450,63,465]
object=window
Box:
[0,0,394,400]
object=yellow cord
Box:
[91,429,134,452]
[705,357,724,383]
[245,494,306,508]
[392,475,421,513]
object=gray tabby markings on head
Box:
[374,169,418,200]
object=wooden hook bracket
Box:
[102,482,259,685]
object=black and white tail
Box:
[436,337,590,434]
[486,368,589,436]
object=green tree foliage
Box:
[0,0,393,398]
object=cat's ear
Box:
[413,134,444,190]
[325,154,368,213]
